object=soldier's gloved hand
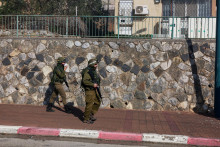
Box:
[64,63,68,71]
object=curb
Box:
[0,125,220,146]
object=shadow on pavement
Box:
[53,102,84,122]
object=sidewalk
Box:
[0,104,220,146]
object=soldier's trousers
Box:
[84,90,101,121]
[49,82,67,105]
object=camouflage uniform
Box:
[46,57,70,112]
[81,59,101,123]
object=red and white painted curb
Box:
[0,125,220,146]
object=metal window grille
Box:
[198,0,212,17]
[162,0,212,17]
[118,0,133,25]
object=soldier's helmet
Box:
[57,57,66,63]
[88,59,98,67]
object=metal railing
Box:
[0,15,217,39]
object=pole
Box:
[76,6,77,36]
[118,16,119,39]
[171,0,174,39]
[16,15,18,37]
[76,6,77,16]
[215,0,220,118]
[107,0,109,33]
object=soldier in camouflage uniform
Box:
[81,59,101,124]
[46,57,71,113]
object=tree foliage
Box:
[0,0,106,15]
[0,0,27,15]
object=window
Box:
[162,0,171,17]
[198,0,212,17]
[162,0,212,17]
[186,0,197,17]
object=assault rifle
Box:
[64,80,70,92]
[95,86,103,104]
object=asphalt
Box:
[0,104,220,146]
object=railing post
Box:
[215,0,220,118]
[118,16,119,39]
[66,17,68,36]
[76,17,78,37]
[16,15,18,37]
[171,0,174,39]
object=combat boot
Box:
[90,113,97,121]
[46,103,54,112]
[64,105,72,113]
[83,119,94,124]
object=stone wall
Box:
[0,38,216,113]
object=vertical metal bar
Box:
[79,17,81,37]
[195,18,197,38]
[95,17,97,37]
[213,17,214,38]
[76,17,78,36]
[57,17,59,35]
[105,17,107,37]
[152,17,153,38]
[135,17,137,38]
[34,16,36,35]
[66,17,68,36]
[86,17,88,37]
[91,17,93,37]
[29,16,30,31]
[48,16,50,33]
[41,16,43,33]
[215,0,220,118]
[212,17,214,38]
[145,17,146,38]
[25,16,27,37]
[148,17,150,36]
[141,17,143,38]
[60,17,62,35]
[10,16,12,30]
[13,16,14,31]
[176,17,178,38]
[54,17,58,34]
[73,17,75,36]
[171,0,174,39]
[16,15,18,37]
[7,16,9,30]
[53,17,55,34]
[71,17,73,36]
[108,17,110,37]
[159,17,161,38]
[118,16,119,39]
[4,16,6,30]
[0,16,2,30]
[59,17,61,35]
[103,17,105,37]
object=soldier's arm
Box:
[82,72,94,87]
[54,67,66,79]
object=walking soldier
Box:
[46,57,71,113]
[81,59,101,124]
